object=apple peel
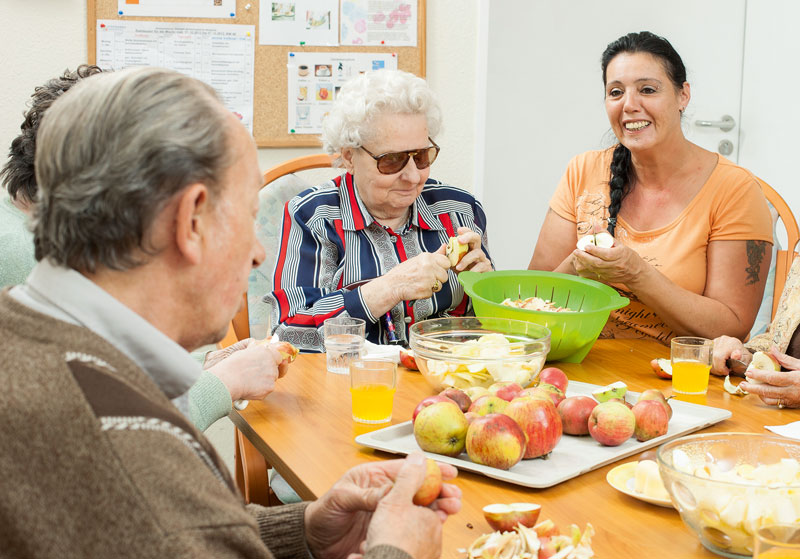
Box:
[723,375,749,396]
[399,348,419,371]
[483,503,542,532]
[446,236,468,267]
[651,358,672,379]
[466,521,595,559]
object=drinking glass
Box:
[753,524,800,558]
[350,359,397,423]
[671,337,713,395]
[323,317,365,374]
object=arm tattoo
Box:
[745,240,769,286]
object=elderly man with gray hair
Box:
[0,67,460,558]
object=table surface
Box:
[231,339,798,559]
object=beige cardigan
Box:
[746,256,800,354]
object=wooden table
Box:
[231,339,797,558]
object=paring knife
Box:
[725,358,748,378]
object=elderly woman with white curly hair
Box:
[269,69,493,351]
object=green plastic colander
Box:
[459,270,629,363]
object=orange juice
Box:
[672,360,711,394]
[350,383,396,423]
[756,550,800,558]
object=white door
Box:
[478,0,747,270]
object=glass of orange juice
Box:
[350,359,397,424]
[754,524,800,558]
[671,337,713,395]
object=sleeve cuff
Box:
[344,287,379,324]
[365,545,413,559]
[246,502,310,559]
[187,370,233,432]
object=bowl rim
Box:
[656,431,800,489]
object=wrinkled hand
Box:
[204,338,290,402]
[304,453,461,559]
[385,249,451,301]
[740,346,800,408]
[452,227,492,273]
[572,243,645,286]
[711,335,751,377]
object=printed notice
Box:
[117,0,236,19]
[288,52,397,134]
[260,0,339,46]
[341,0,417,47]
[96,20,255,132]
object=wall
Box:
[0,1,479,193]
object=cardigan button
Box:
[390,236,397,243]
[404,316,412,324]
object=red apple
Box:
[482,503,541,532]
[413,401,469,457]
[412,458,443,506]
[539,367,568,393]
[650,358,672,380]
[412,395,452,423]
[465,413,526,470]
[527,383,565,407]
[273,341,299,363]
[588,401,635,446]
[399,348,419,371]
[557,395,598,436]
[468,395,508,416]
[504,397,562,458]
[636,388,673,420]
[608,397,633,409]
[440,388,472,412]
[631,400,669,442]
[488,381,524,402]
[464,411,480,425]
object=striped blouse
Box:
[267,173,492,352]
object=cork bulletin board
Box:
[87,0,426,147]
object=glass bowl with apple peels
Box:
[458,270,629,363]
[408,317,550,392]
[657,432,800,558]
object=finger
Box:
[434,243,447,255]
[741,381,786,399]
[747,369,795,387]
[277,360,290,378]
[437,463,458,481]
[771,346,800,371]
[383,453,426,503]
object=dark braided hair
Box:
[601,32,687,236]
[0,65,102,204]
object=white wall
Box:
[0,1,479,193]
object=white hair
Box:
[321,69,442,160]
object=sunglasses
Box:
[360,138,440,175]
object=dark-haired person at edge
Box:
[529,31,773,345]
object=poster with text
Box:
[259,0,339,46]
[287,51,397,134]
[117,0,236,19]
[97,20,255,132]
[340,0,417,47]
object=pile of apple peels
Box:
[467,520,595,559]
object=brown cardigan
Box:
[0,291,410,559]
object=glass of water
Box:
[324,317,365,375]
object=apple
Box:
[650,358,672,379]
[463,386,490,401]
[588,401,635,446]
[636,388,673,420]
[533,518,560,538]
[446,236,468,267]
[591,380,627,402]
[412,395,452,423]
[631,400,669,442]
[576,231,614,251]
[273,341,299,362]
[440,388,472,412]
[465,413,526,470]
[504,397,562,458]
[413,401,469,457]
[464,411,480,425]
[468,395,508,416]
[527,383,565,407]
[482,503,541,532]
[538,367,568,393]
[557,395,598,436]
[412,458,443,506]
[399,348,419,371]
[488,381,524,402]
[746,351,781,385]
[608,397,633,409]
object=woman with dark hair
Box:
[529,31,773,344]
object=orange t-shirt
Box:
[550,148,773,344]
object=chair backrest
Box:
[220,154,336,347]
[758,179,800,319]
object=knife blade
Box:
[725,358,748,378]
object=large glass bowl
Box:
[408,316,550,391]
[657,432,800,558]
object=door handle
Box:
[694,114,735,132]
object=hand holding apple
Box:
[739,346,800,408]
[446,226,492,273]
[572,240,646,286]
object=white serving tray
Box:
[354,381,731,488]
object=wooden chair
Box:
[758,180,800,319]
[224,153,335,505]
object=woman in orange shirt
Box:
[530,31,773,344]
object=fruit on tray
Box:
[576,231,614,251]
[399,348,419,370]
[538,367,569,392]
[469,395,509,416]
[504,397,562,459]
[650,358,672,379]
[557,396,598,436]
[633,459,669,501]
[466,413,526,470]
[446,236,469,267]
[636,388,673,420]
[588,401,635,446]
[413,401,469,457]
[439,387,472,412]
[412,458,443,506]
[412,395,452,423]
[467,519,595,559]
[488,381,524,402]
[482,503,541,532]
[591,381,627,402]
[525,383,566,407]
[631,400,669,442]
[745,350,780,385]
